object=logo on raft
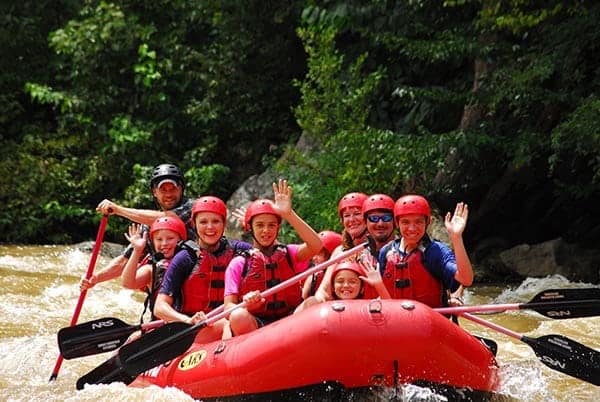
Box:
[178,350,208,371]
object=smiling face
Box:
[396,214,427,248]
[194,211,225,248]
[251,213,280,248]
[152,182,183,211]
[341,206,366,239]
[151,229,181,259]
[332,269,362,300]
[366,210,395,245]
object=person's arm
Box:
[154,294,199,324]
[80,255,127,291]
[448,285,465,306]
[271,179,322,262]
[445,202,474,287]
[96,199,165,226]
[301,275,314,300]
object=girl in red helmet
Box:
[121,216,188,319]
[377,195,473,308]
[152,196,252,342]
[294,259,390,313]
[223,179,323,336]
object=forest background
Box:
[1,1,599,268]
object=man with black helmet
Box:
[81,163,195,291]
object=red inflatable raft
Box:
[130,299,500,400]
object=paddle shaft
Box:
[434,299,599,318]
[49,214,109,381]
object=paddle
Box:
[434,288,600,319]
[460,311,600,386]
[49,214,109,382]
[76,241,369,389]
[58,317,165,359]
[58,304,226,359]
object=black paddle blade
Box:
[522,334,600,386]
[76,321,197,388]
[119,321,196,377]
[59,317,137,359]
[76,354,135,390]
[526,288,600,319]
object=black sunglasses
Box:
[367,214,393,223]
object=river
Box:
[0,244,598,401]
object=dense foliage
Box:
[1,1,598,248]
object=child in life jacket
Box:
[223,179,323,336]
[378,195,473,308]
[294,259,390,313]
[121,215,188,320]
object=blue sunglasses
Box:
[367,214,394,223]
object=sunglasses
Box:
[367,214,394,223]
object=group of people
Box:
[82,163,474,343]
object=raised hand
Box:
[358,259,383,287]
[124,223,147,251]
[271,179,292,217]
[231,206,247,228]
[445,202,468,238]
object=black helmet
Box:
[149,164,185,189]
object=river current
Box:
[0,244,598,401]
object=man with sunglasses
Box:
[362,194,397,253]
[377,194,473,308]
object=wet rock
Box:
[499,238,600,284]
[75,241,125,259]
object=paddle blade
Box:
[58,317,137,359]
[77,321,197,388]
[77,354,134,390]
[119,321,196,377]
[522,334,600,386]
[527,288,600,319]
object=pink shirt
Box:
[224,244,308,297]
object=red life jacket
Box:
[180,241,236,315]
[381,243,444,308]
[239,245,301,319]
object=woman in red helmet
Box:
[223,179,322,336]
[121,216,188,320]
[377,195,473,308]
[335,192,369,255]
[152,196,252,342]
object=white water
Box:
[0,245,598,401]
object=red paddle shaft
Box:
[49,215,109,381]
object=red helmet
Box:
[150,216,187,241]
[244,199,281,231]
[362,194,395,215]
[319,230,343,255]
[394,195,431,220]
[332,260,364,277]
[192,196,227,223]
[337,192,368,217]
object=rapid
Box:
[0,244,598,401]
